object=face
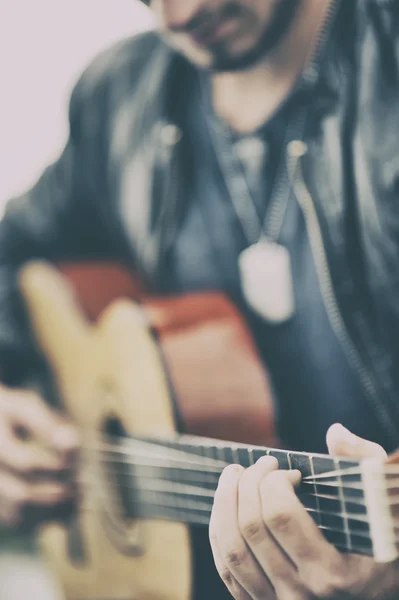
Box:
[149,0,302,72]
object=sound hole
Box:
[102,416,136,521]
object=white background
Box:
[0,3,153,595]
[0,0,154,210]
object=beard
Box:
[162,0,303,73]
[209,0,302,72]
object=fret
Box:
[132,486,375,555]
[202,445,253,469]
[334,457,352,552]
[339,460,366,513]
[309,455,321,527]
[338,459,369,551]
[194,446,215,490]
[308,506,343,531]
[299,490,318,512]
[322,527,373,557]
[347,515,370,535]
[307,455,335,478]
[215,445,230,464]
[247,447,255,466]
[205,444,220,463]
[320,511,370,536]
[252,448,268,462]
[202,444,216,460]
[290,452,319,478]
[287,453,293,470]
[313,494,343,514]
[180,442,204,458]
[335,541,372,557]
[268,449,288,469]
[237,447,252,468]
[202,444,225,481]
[232,446,240,465]
[301,454,338,532]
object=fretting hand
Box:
[209,424,399,600]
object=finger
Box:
[260,469,343,579]
[0,425,68,473]
[2,390,79,456]
[238,457,299,591]
[210,534,253,600]
[211,464,272,599]
[326,423,387,459]
[0,470,30,526]
[0,471,74,526]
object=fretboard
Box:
[103,434,393,561]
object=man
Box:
[0,0,399,597]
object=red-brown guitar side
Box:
[59,262,278,447]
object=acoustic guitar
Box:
[18,261,399,600]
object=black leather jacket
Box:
[1,0,399,447]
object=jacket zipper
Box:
[264,0,340,241]
[262,0,398,443]
[286,140,398,444]
[150,123,182,284]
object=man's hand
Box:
[0,384,79,528]
[209,424,399,599]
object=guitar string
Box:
[77,491,382,556]
[77,464,373,518]
[90,440,399,480]
[94,442,358,474]
[71,440,399,523]
[89,460,380,493]
[93,457,399,493]
[87,452,399,499]
[80,464,399,540]
[65,455,399,554]
[101,477,375,528]
[52,439,397,558]
[79,459,367,494]
[78,463,369,504]
[75,450,399,508]
[81,466,366,504]
[77,487,376,546]
[90,438,358,469]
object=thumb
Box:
[326,423,387,460]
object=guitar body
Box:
[18,261,277,600]
[19,264,191,600]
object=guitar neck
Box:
[105,433,398,561]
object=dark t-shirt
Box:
[162,74,387,455]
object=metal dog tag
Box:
[239,240,295,324]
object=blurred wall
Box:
[0,0,154,212]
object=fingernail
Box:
[256,455,279,468]
[220,464,243,479]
